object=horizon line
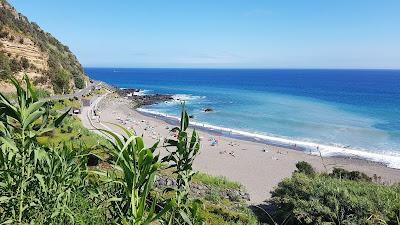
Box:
[83,66,400,71]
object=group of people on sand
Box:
[219,150,236,157]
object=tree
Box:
[74,76,85,89]
[51,68,71,94]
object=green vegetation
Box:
[271,162,400,225]
[0,40,32,75]
[294,161,315,176]
[51,97,80,110]
[158,168,257,224]
[0,52,12,80]
[74,76,85,89]
[96,126,172,224]
[193,173,242,190]
[201,204,258,225]
[84,87,107,98]
[161,104,204,224]
[35,88,50,98]
[36,116,106,149]
[51,68,71,94]
[329,167,372,182]
[0,76,87,223]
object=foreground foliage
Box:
[161,104,204,224]
[0,76,87,223]
[271,163,400,225]
[94,125,170,225]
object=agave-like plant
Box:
[0,76,86,224]
[161,104,204,225]
[95,124,171,225]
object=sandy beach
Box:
[83,94,400,204]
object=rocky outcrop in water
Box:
[117,88,173,108]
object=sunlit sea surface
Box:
[86,68,400,168]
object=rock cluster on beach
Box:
[117,88,174,108]
[154,175,251,202]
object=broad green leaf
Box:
[0,137,18,152]
[25,101,45,117]
[54,108,70,127]
[24,74,38,101]
[179,210,193,225]
[104,121,133,138]
[23,110,44,130]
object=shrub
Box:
[67,125,73,133]
[295,161,315,176]
[74,76,85,89]
[270,173,400,225]
[0,30,8,38]
[330,167,372,182]
[51,68,71,94]
[10,58,22,72]
[33,75,49,85]
[35,88,50,98]
[0,52,12,79]
[20,56,29,69]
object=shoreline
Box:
[93,94,400,204]
[137,107,400,170]
[107,84,400,170]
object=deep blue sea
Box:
[86,68,400,168]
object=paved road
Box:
[78,92,121,139]
[46,81,102,101]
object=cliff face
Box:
[0,0,87,94]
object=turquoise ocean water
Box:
[86,68,400,168]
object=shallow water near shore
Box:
[86,68,400,168]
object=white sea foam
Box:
[172,94,205,101]
[137,108,400,169]
[119,88,150,96]
[156,94,205,105]
[135,89,150,96]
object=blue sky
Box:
[9,0,400,69]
